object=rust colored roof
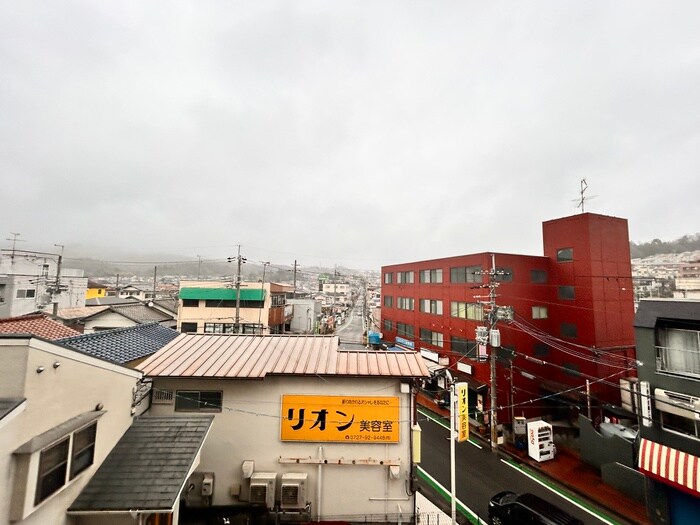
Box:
[139,334,430,379]
[56,305,110,320]
[0,314,81,340]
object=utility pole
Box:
[196,255,202,279]
[475,254,513,454]
[152,266,157,301]
[227,246,246,333]
[292,259,298,298]
[52,244,64,317]
[258,261,270,331]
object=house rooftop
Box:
[0,313,81,340]
[59,323,180,365]
[68,415,213,513]
[635,298,700,328]
[140,334,430,379]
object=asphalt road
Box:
[417,409,623,525]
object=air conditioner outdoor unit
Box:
[249,472,277,510]
[654,388,700,420]
[280,473,307,510]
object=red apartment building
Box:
[381,212,636,426]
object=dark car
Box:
[488,491,584,525]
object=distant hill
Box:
[630,234,700,259]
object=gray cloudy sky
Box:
[1,1,699,270]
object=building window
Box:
[180,322,198,333]
[534,343,550,357]
[34,421,98,506]
[175,391,222,412]
[242,323,263,334]
[451,336,477,358]
[532,306,548,319]
[557,248,574,262]
[493,267,513,282]
[558,286,575,300]
[35,438,70,505]
[397,297,414,311]
[383,295,393,308]
[420,299,443,315]
[396,271,414,284]
[69,423,96,480]
[384,273,393,284]
[205,299,237,308]
[450,266,482,284]
[396,322,414,339]
[383,319,394,332]
[530,269,547,283]
[561,323,578,339]
[16,289,36,299]
[656,327,700,378]
[451,301,483,321]
[660,411,699,439]
[419,269,443,283]
[420,328,444,348]
[204,323,236,334]
[182,298,199,307]
[271,294,285,307]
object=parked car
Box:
[488,491,583,525]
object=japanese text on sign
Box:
[456,383,469,442]
[281,395,400,443]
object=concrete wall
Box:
[578,415,635,469]
[0,337,142,524]
[149,375,416,522]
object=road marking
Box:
[416,466,487,525]
[418,408,483,449]
[500,459,622,525]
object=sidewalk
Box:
[417,394,651,525]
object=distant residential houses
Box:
[632,252,700,303]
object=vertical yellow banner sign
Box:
[456,383,469,442]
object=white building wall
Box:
[288,299,322,333]
[149,375,415,522]
[0,337,142,525]
[83,311,138,334]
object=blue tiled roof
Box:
[58,323,180,365]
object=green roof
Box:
[179,288,266,301]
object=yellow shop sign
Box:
[281,395,400,443]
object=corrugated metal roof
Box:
[139,334,430,379]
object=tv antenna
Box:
[5,232,25,260]
[573,179,597,212]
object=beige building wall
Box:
[148,375,416,522]
[0,337,142,525]
[83,311,138,333]
[178,280,289,333]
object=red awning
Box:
[638,438,700,496]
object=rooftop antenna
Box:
[573,178,597,212]
[5,232,24,260]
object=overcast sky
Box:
[1,1,699,270]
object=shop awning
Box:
[639,438,700,496]
[179,287,265,301]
